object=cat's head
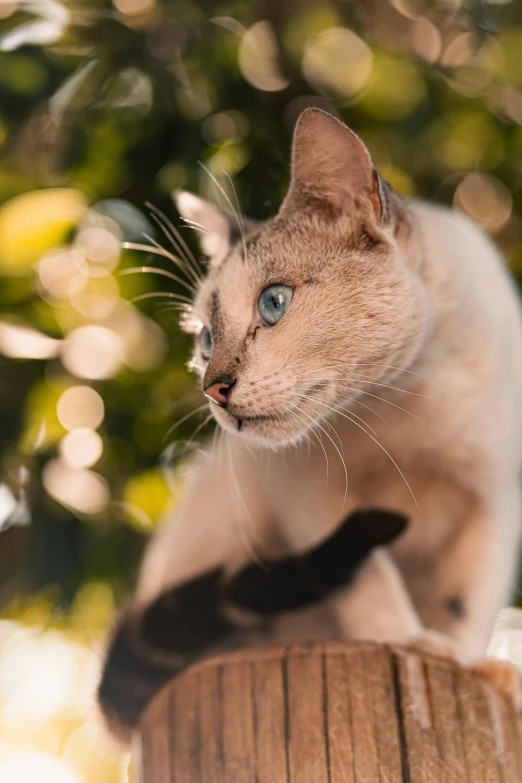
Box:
[176,109,430,446]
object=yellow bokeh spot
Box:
[302,27,373,99]
[483,28,522,90]
[122,468,178,532]
[0,189,87,276]
[20,380,70,454]
[432,112,505,171]
[359,56,425,120]
[284,3,340,60]
[379,164,415,198]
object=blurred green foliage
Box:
[0,0,522,657]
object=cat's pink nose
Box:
[204,381,234,408]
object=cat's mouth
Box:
[208,380,331,441]
[224,409,279,432]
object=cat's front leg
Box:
[423,483,522,661]
[331,547,424,643]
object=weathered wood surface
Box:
[137,641,522,782]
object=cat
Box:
[99,107,522,737]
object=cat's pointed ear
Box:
[174,191,256,266]
[283,108,387,220]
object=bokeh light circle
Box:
[454,173,513,234]
[302,28,373,98]
[61,325,125,380]
[238,22,290,92]
[60,428,103,469]
[43,460,110,515]
[57,386,105,431]
[0,753,82,783]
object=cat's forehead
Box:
[220,219,334,281]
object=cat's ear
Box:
[174,191,256,266]
[283,108,388,220]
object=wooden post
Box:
[136,641,522,782]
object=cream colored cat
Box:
[101,108,522,733]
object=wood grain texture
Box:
[137,642,522,783]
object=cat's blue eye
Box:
[199,326,213,360]
[258,285,293,326]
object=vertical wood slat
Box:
[137,642,522,783]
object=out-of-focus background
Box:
[1,0,522,779]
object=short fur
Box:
[99,108,522,736]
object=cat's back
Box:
[410,199,522,460]
[412,200,522,345]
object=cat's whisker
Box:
[142,233,198,294]
[297,391,379,438]
[292,367,426,425]
[123,241,193,269]
[122,241,197,295]
[147,214,203,290]
[167,393,205,414]
[339,373,433,400]
[296,392,346,450]
[131,291,194,306]
[297,390,419,510]
[294,365,432,398]
[183,412,215,452]
[286,404,330,484]
[294,402,349,510]
[333,382,426,424]
[224,433,263,564]
[163,402,210,441]
[298,362,476,400]
[180,217,215,237]
[160,411,214,470]
[338,394,390,427]
[119,266,195,297]
[222,170,248,262]
[352,362,478,398]
[199,162,248,262]
[157,304,193,316]
[145,202,204,286]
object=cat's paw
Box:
[472,658,522,712]
[405,630,463,662]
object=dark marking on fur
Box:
[445,596,465,619]
[235,356,241,364]
[225,509,408,615]
[210,291,223,341]
[142,570,234,651]
[98,569,238,737]
[97,613,179,739]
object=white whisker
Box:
[145,201,204,285]
[225,433,263,564]
[131,291,193,306]
[199,162,247,260]
[164,403,209,441]
[119,266,194,298]
[297,391,379,438]
[294,402,348,511]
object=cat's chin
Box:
[211,408,309,448]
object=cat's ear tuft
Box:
[284,108,387,220]
[174,191,258,267]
